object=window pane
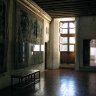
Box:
[62,23,68,28]
[69,45,74,52]
[63,29,68,34]
[41,45,44,51]
[69,29,75,34]
[69,37,75,44]
[60,44,68,51]
[33,44,40,51]
[69,22,75,28]
[60,28,68,34]
[60,37,68,44]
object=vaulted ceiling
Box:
[32,0,96,18]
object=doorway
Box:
[83,39,96,67]
[59,21,75,68]
[90,39,96,66]
[45,42,47,69]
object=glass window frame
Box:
[59,21,75,52]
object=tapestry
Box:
[14,2,44,69]
[0,0,8,73]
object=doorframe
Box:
[45,42,47,69]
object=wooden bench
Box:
[11,70,40,88]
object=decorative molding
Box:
[17,0,52,22]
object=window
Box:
[60,29,68,34]
[59,21,75,52]
[41,45,44,51]
[69,37,75,44]
[32,44,44,51]
[33,45,40,51]
[60,37,68,44]
[69,22,75,28]
[69,45,74,52]
[60,44,68,51]
[69,29,75,34]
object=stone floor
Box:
[0,69,96,96]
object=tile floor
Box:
[0,69,96,96]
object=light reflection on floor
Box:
[1,69,96,96]
[59,77,76,96]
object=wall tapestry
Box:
[14,2,44,69]
[0,0,8,73]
